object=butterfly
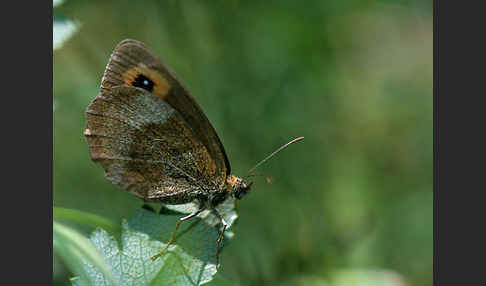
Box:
[84,39,303,266]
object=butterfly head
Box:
[226,175,253,200]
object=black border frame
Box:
[5,0,52,284]
[44,0,483,284]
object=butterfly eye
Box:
[132,74,155,92]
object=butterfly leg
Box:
[212,209,228,268]
[151,207,205,261]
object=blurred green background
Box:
[53,0,432,285]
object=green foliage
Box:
[53,221,117,286]
[54,207,120,234]
[66,199,237,286]
[280,269,409,286]
[53,0,79,50]
[53,0,432,285]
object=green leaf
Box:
[54,207,119,234]
[53,0,64,7]
[53,0,79,51]
[70,276,88,286]
[164,196,238,238]
[53,18,79,50]
[73,198,238,286]
[53,221,117,286]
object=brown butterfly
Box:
[84,39,303,266]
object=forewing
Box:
[101,39,230,183]
[85,85,217,203]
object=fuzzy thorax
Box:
[226,175,252,200]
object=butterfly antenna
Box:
[245,173,266,178]
[245,137,304,177]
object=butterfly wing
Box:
[102,39,230,177]
[85,40,229,203]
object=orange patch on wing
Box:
[122,63,171,99]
